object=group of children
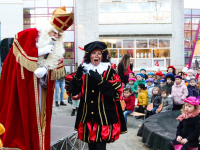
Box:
[121,66,200,150]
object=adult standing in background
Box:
[117,54,133,85]
[55,67,67,106]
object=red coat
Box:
[0,28,64,150]
[122,95,135,112]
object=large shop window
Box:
[100,38,171,70]
[99,0,171,24]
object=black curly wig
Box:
[83,49,110,63]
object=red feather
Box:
[78,46,84,51]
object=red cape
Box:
[0,28,65,150]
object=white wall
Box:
[0,1,23,40]
[184,0,200,9]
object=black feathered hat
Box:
[84,41,107,53]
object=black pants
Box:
[136,105,145,113]
[88,141,106,150]
[173,104,183,110]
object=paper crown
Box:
[50,6,74,33]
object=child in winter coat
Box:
[126,78,136,89]
[148,87,162,115]
[167,66,176,75]
[159,89,173,113]
[171,75,188,110]
[132,73,146,98]
[147,72,155,79]
[136,84,148,115]
[170,97,200,150]
[160,79,165,90]
[185,69,195,83]
[187,78,199,98]
[71,93,81,116]
[129,71,136,79]
[145,78,154,104]
[140,68,148,80]
[163,73,174,94]
[154,71,163,88]
[123,88,135,124]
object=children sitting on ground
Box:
[145,78,154,104]
[170,97,200,150]
[140,68,148,80]
[159,89,173,113]
[71,93,81,116]
[154,71,163,88]
[132,73,145,98]
[171,75,188,110]
[187,77,199,98]
[185,69,194,83]
[167,66,176,75]
[123,88,135,125]
[147,87,162,116]
[147,72,154,79]
[136,84,148,118]
[126,78,136,89]
[163,73,175,94]
[160,79,165,90]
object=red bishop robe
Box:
[0,28,65,150]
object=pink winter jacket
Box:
[171,82,188,105]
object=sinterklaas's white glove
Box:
[34,67,47,78]
[38,45,54,56]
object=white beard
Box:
[36,24,65,70]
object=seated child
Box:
[132,73,145,98]
[126,78,136,89]
[136,84,148,116]
[154,71,163,88]
[160,89,173,113]
[171,75,188,110]
[71,93,81,116]
[160,79,165,90]
[187,77,199,98]
[185,69,195,83]
[123,88,135,124]
[140,68,148,80]
[148,87,162,116]
[170,97,200,150]
[163,73,175,94]
[145,78,154,104]
[147,72,155,79]
[129,71,136,79]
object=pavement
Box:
[52,100,149,150]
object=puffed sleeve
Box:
[65,72,83,96]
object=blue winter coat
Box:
[187,85,199,98]
[145,83,154,104]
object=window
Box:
[100,38,171,70]
[99,0,171,24]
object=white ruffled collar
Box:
[82,62,111,75]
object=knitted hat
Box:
[140,68,146,72]
[162,72,167,76]
[167,66,176,71]
[147,72,155,76]
[165,73,175,81]
[175,75,182,79]
[129,71,135,75]
[146,78,153,83]
[128,78,136,82]
[160,79,165,83]
[184,96,200,105]
[187,69,194,75]
[156,71,163,76]
[153,66,159,72]
[136,73,145,78]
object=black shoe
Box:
[71,109,76,116]
[60,101,67,106]
[55,101,59,107]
